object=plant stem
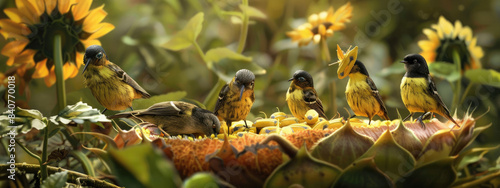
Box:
[236,0,249,53]
[193,42,211,68]
[329,80,337,117]
[460,82,473,105]
[40,124,49,181]
[319,38,331,62]
[54,35,66,111]
[452,50,462,111]
[203,79,226,111]
[15,139,41,163]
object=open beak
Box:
[82,59,91,73]
[239,84,245,101]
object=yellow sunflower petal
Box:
[68,63,79,78]
[75,52,84,68]
[318,11,328,22]
[1,40,29,57]
[438,16,453,38]
[422,28,439,44]
[32,59,49,78]
[459,26,472,42]
[15,0,40,24]
[58,0,74,15]
[325,29,333,37]
[0,19,31,39]
[45,0,57,14]
[453,20,462,39]
[4,8,23,23]
[318,24,326,36]
[418,40,437,52]
[308,14,319,26]
[44,67,56,87]
[7,49,35,66]
[63,62,74,79]
[336,44,344,60]
[73,0,93,21]
[82,5,107,32]
[16,64,27,77]
[86,22,114,39]
[81,39,102,48]
[312,34,321,44]
[420,51,437,63]
[27,0,43,16]
[431,25,444,39]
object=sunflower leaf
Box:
[0,107,47,135]
[456,145,500,170]
[465,69,500,88]
[332,158,395,188]
[206,47,252,63]
[396,157,457,187]
[49,101,110,125]
[41,171,67,188]
[239,5,267,19]
[428,62,460,82]
[162,12,204,51]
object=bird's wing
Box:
[366,77,389,119]
[107,63,151,98]
[136,101,187,116]
[303,89,327,118]
[213,84,230,115]
[427,75,451,114]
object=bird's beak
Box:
[288,78,293,82]
[239,84,245,101]
[400,60,407,64]
[82,59,91,73]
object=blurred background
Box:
[1,0,499,157]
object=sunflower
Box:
[418,16,483,71]
[286,3,353,46]
[0,0,114,87]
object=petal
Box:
[68,63,79,78]
[459,26,472,42]
[453,20,462,39]
[4,8,23,23]
[27,0,44,16]
[44,67,56,87]
[420,51,436,63]
[58,0,74,14]
[16,64,27,76]
[16,0,40,24]
[318,24,326,36]
[45,0,57,14]
[418,40,437,51]
[81,39,101,48]
[308,14,319,26]
[72,0,93,21]
[318,11,328,22]
[313,34,321,44]
[1,40,29,57]
[32,59,49,78]
[82,5,107,32]
[8,49,36,66]
[423,29,439,43]
[75,52,84,69]
[86,22,114,39]
[0,19,31,39]
[438,16,453,38]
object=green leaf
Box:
[49,101,110,125]
[377,62,406,77]
[41,171,67,188]
[428,62,460,82]
[396,157,457,188]
[183,172,234,188]
[264,145,342,188]
[360,129,416,180]
[162,12,204,51]
[0,107,46,135]
[239,5,267,19]
[456,145,500,170]
[465,69,500,88]
[391,120,423,159]
[132,91,187,110]
[332,158,395,188]
[107,144,182,187]
[311,119,374,169]
[70,150,96,177]
[206,47,252,63]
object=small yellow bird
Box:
[214,69,255,128]
[82,45,150,113]
[109,101,220,136]
[400,54,459,128]
[286,70,327,121]
[345,60,389,124]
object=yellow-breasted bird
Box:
[82,45,150,113]
[286,70,327,121]
[214,69,255,129]
[345,60,389,124]
[400,54,460,129]
[109,101,220,136]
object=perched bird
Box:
[214,69,255,129]
[286,70,327,121]
[400,54,460,129]
[345,60,389,124]
[82,45,150,113]
[109,101,220,136]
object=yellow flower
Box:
[286,3,353,46]
[418,16,483,71]
[0,0,114,87]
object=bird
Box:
[345,60,390,124]
[214,69,255,129]
[82,45,150,113]
[286,70,327,122]
[109,101,221,136]
[400,54,460,129]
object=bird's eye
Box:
[413,59,417,64]
[250,82,254,86]
[96,53,103,59]
[298,77,306,82]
